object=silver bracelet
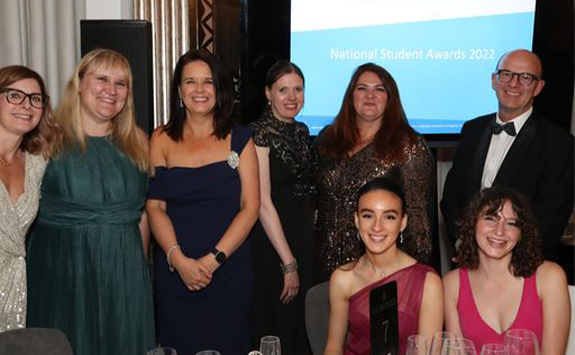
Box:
[166,244,180,273]
[280,259,298,274]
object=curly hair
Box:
[456,186,543,277]
[319,63,417,162]
[0,65,55,155]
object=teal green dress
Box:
[26,136,155,355]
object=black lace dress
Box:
[249,111,315,355]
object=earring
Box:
[267,100,271,106]
[179,98,183,108]
[356,232,361,241]
[399,232,404,244]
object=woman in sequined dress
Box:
[249,61,314,355]
[314,63,434,282]
[0,65,51,332]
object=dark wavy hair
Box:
[319,63,417,162]
[355,177,421,259]
[0,65,54,155]
[164,49,234,141]
[265,60,305,88]
[456,186,543,277]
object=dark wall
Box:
[532,0,574,131]
[214,0,241,104]
[240,0,290,124]
[81,20,154,135]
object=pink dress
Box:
[457,268,543,354]
[344,263,435,355]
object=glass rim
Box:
[504,328,538,338]
[260,335,280,341]
[482,343,507,348]
[445,337,475,349]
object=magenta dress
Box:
[457,268,543,354]
[344,263,435,355]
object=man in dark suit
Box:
[441,49,574,261]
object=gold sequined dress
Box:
[314,135,434,282]
[0,153,46,332]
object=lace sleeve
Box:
[400,136,435,261]
[250,120,269,148]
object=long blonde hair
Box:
[50,48,149,172]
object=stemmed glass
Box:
[429,332,476,355]
[260,335,281,355]
[443,337,476,355]
[480,343,509,355]
[405,334,427,355]
[503,329,540,355]
[429,331,457,355]
[146,347,177,355]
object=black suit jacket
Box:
[441,111,574,259]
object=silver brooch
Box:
[227,151,240,169]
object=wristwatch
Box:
[211,248,227,264]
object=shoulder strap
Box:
[231,125,253,154]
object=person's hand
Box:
[198,253,221,274]
[280,271,300,304]
[174,256,212,291]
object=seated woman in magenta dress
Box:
[443,187,570,355]
[323,177,443,355]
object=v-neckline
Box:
[0,151,29,207]
[467,270,526,336]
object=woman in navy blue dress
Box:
[146,50,260,355]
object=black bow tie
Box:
[490,121,516,136]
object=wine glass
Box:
[503,329,540,355]
[146,347,177,355]
[405,334,428,355]
[443,337,476,355]
[480,343,509,355]
[429,331,457,355]
[260,335,281,355]
[430,333,476,355]
[195,351,220,355]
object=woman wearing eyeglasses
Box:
[0,65,53,331]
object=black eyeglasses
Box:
[1,88,49,109]
[495,69,540,86]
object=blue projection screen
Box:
[290,0,537,135]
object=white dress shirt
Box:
[481,107,532,189]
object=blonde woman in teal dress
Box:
[26,49,154,355]
[0,65,52,332]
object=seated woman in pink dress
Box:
[324,177,443,355]
[443,187,571,355]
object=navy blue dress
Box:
[149,127,253,355]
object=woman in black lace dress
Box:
[249,61,314,355]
